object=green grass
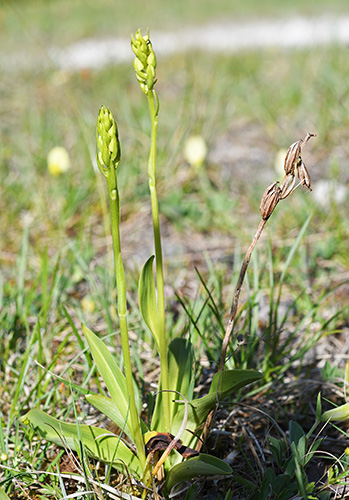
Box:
[2,0,349,49]
[1,3,349,499]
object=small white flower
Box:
[47,146,70,176]
[183,135,207,167]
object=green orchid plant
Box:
[23,29,264,495]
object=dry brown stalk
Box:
[196,133,316,452]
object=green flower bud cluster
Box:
[96,105,121,176]
[131,29,157,95]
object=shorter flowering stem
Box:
[96,106,146,468]
[106,170,146,469]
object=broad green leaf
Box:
[0,488,10,500]
[82,325,132,438]
[209,368,262,396]
[138,255,160,347]
[86,394,132,440]
[168,338,194,408]
[22,409,142,476]
[288,420,305,446]
[165,454,232,491]
[151,338,194,431]
[86,394,149,441]
[172,369,263,447]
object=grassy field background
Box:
[3,0,349,46]
[1,1,349,498]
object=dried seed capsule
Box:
[280,174,296,200]
[260,181,281,220]
[284,132,316,179]
[284,139,302,176]
[297,160,312,190]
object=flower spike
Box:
[96,105,121,176]
[131,29,157,95]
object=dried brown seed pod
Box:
[284,132,316,178]
[280,173,296,200]
[284,140,301,176]
[260,181,281,220]
[297,160,312,190]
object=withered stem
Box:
[219,217,267,372]
[196,132,315,452]
[196,218,267,451]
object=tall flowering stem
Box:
[96,106,146,468]
[131,30,170,432]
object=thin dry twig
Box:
[196,133,316,452]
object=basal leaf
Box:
[151,338,194,431]
[168,338,194,409]
[86,394,133,440]
[138,256,160,347]
[172,369,262,447]
[0,488,10,500]
[209,368,263,397]
[22,409,142,476]
[86,394,149,441]
[82,325,132,437]
[165,454,232,491]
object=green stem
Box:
[147,90,171,432]
[106,168,146,468]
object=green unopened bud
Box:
[131,29,157,94]
[147,51,156,67]
[96,105,121,176]
[321,403,349,422]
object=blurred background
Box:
[1,0,349,313]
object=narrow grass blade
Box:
[275,213,312,326]
[175,292,216,361]
[195,268,225,333]
[62,305,94,371]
